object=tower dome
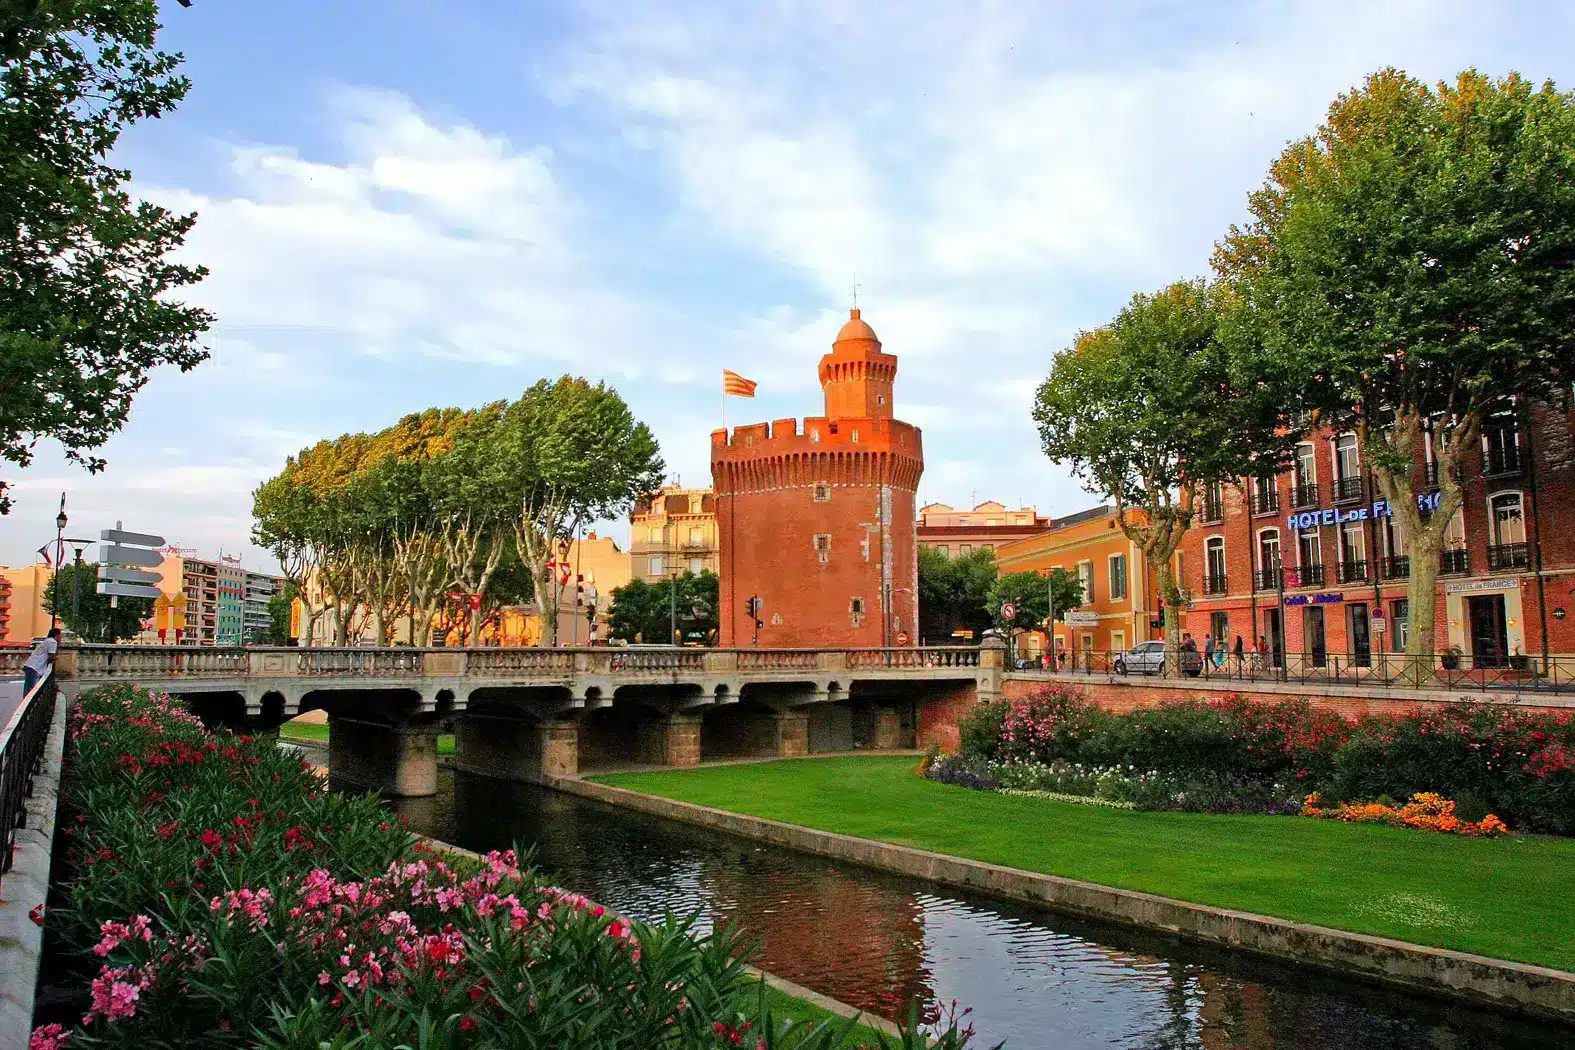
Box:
[834,308,880,347]
[820,308,897,420]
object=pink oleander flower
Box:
[29,1023,68,1050]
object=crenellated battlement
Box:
[710,415,921,457]
[710,415,923,495]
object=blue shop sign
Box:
[1283,593,1346,607]
[1286,490,1441,532]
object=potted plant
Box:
[1440,645,1462,671]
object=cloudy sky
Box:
[2,0,1570,570]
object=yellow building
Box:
[0,564,54,645]
[630,485,718,581]
[995,505,1163,662]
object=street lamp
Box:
[49,493,67,632]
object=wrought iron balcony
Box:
[1439,548,1470,576]
[1287,563,1325,588]
[1380,555,1410,579]
[1484,446,1525,477]
[1337,559,1368,584]
[1199,498,1224,525]
[1290,482,1320,509]
[1487,542,1530,572]
[1333,477,1365,504]
[1203,572,1228,596]
[1252,489,1280,516]
[1254,567,1283,591]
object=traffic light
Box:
[745,595,762,618]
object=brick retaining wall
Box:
[1002,672,1574,718]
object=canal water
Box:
[388,769,1571,1050]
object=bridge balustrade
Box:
[292,647,427,677]
[736,650,820,671]
[467,649,576,676]
[74,645,248,679]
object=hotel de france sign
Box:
[1284,490,1444,533]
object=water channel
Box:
[386,768,1571,1050]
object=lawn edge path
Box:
[561,769,1575,1021]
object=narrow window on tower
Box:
[877,395,885,405]
[814,534,831,564]
[851,428,860,442]
[814,483,831,502]
[850,597,865,627]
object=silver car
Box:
[1114,641,1202,677]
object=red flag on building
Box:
[722,370,757,397]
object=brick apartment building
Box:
[1180,401,1575,667]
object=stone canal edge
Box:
[417,836,905,1040]
[547,775,1575,1022]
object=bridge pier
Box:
[453,714,579,783]
[328,717,438,798]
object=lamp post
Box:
[49,493,67,632]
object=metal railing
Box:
[1333,477,1365,503]
[1199,498,1224,524]
[1252,490,1280,516]
[1014,648,1575,696]
[1203,572,1228,596]
[0,668,57,891]
[1254,567,1283,591]
[1487,542,1531,572]
[1440,548,1470,576]
[1485,446,1525,477]
[1286,563,1324,588]
[1336,559,1368,584]
[1290,482,1320,509]
[1380,555,1410,579]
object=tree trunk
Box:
[1153,557,1183,676]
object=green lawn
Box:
[595,756,1575,972]
[278,721,456,756]
[759,985,892,1047]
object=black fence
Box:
[0,669,58,890]
[1013,648,1575,695]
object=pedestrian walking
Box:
[1233,634,1245,677]
[1254,634,1269,672]
[1203,634,1215,677]
[22,627,60,697]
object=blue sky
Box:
[3,0,1572,569]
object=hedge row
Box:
[959,684,1575,832]
[36,684,974,1049]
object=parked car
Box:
[1113,641,1202,677]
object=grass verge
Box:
[594,755,1575,972]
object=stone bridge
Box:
[56,643,1004,796]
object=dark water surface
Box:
[388,770,1573,1050]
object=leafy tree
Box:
[493,378,664,646]
[988,569,1083,654]
[1034,281,1290,671]
[264,582,296,645]
[607,571,718,645]
[917,545,997,643]
[1,0,212,514]
[1215,69,1575,659]
[41,560,151,641]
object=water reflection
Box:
[388,771,1569,1050]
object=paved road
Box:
[0,677,24,730]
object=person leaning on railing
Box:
[22,627,61,696]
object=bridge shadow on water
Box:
[382,769,1570,1050]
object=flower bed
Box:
[39,684,972,1049]
[1302,792,1510,837]
[945,685,1565,833]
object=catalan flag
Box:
[723,370,758,397]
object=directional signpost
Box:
[97,524,166,605]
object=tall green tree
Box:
[493,378,664,646]
[264,582,296,645]
[41,560,151,641]
[1215,69,1575,659]
[606,571,718,645]
[917,545,997,643]
[1034,282,1290,671]
[988,568,1083,651]
[1,0,212,514]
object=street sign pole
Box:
[98,524,167,621]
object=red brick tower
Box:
[712,309,924,647]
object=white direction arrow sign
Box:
[97,582,162,599]
[101,528,165,547]
[99,544,164,568]
[98,565,162,586]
